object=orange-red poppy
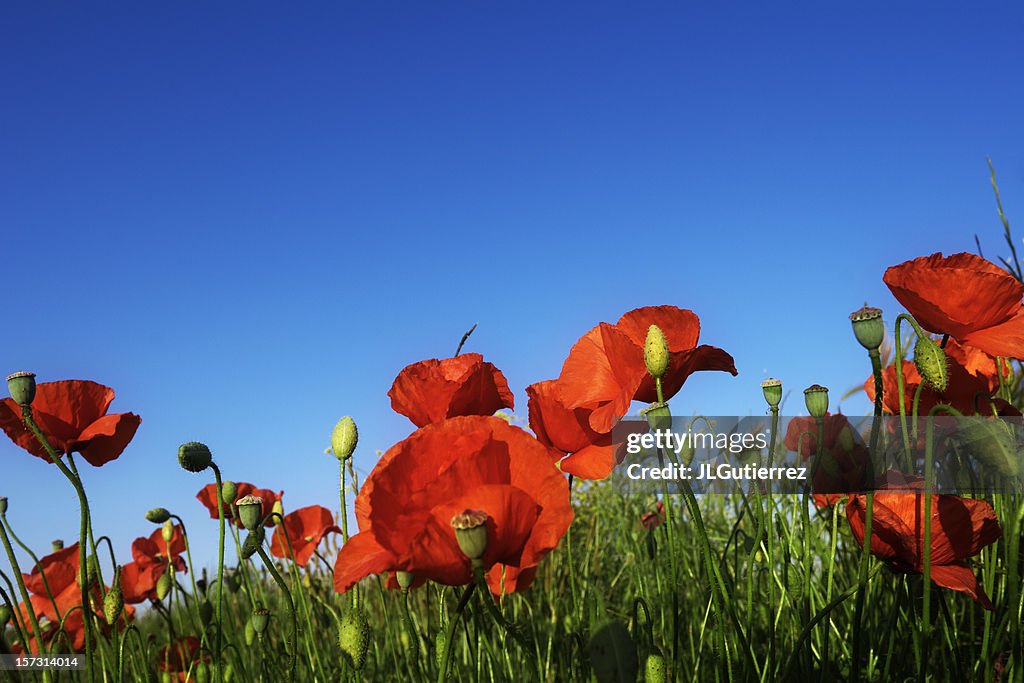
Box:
[388,353,515,427]
[846,477,1001,609]
[121,524,188,604]
[270,505,341,567]
[556,306,736,433]
[0,380,140,467]
[526,379,619,479]
[641,501,666,530]
[156,636,209,682]
[333,416,571,594]
[784,414,872,506]
[196,482,283,529]
[884,252,1024,359]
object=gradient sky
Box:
[2,2,1023,574]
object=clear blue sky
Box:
[2,2,1023,573]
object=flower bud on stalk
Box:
[0,604,12,627]
[339,609,370,670]
[761,378,782,409]
[271,500,284,526]
[6,371,36,406]
[104,567,124,626]
[849,305,884,351]
[332,416,359,460]
[178,441,213,473]
[451,509,489,562]
[645,650,667,683]
[156,570,172,601]
[161,520,174,544]
[396,571,415,591]
[803,385,829,418]
[644,325,670,380]
[146,508,171,524]
[236,495,264,532]
[0,497,7,516]
[914,336,949,393]
[244,619,256,647]
[221,481,238,507]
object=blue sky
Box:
[2,2,1023,573]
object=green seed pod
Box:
[161,520,174,544]
[339,608,370,670]
[641,401,672,432]
[156,570,172,601]
[103,567,124,626]
[450,509,489,561]
[146,507,171,524]
[332,416,359,460]
[236,495,264,532]
[250,607,271,636]
[761,378,783,409]
[803,384,829,418]
[178,441,213,473]
[914,336,949,393]
[241,527,264,560]
[244,619,256,647]
[6,371,37,406]
[220,481,238,507]
[645,650,666,683]
[644,325,670,380]
[850,305,884,351]
[588,621,638,683]
[396,571,415,591]
[51,539,63,552]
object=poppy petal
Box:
[333,532,398,593]
[71,412,141,466]
[929,563,994,610]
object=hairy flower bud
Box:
[451,509,489,561]
[803,385,829,418]
[156,570,172,601]
[339,608,370,670]
[332,416,359,460]
[850,306,884,351]
[914,336,949,393]
[644,325,670,380]
[6,371,36,406]
[178,441,212,473]
[645,650,666,683]
[146,507,171,524]
[221,481,238,507]
[236,495,264,531]
[161,520,175,544]
[103,567,124,626]
[761,378,783,409]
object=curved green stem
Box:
[210,463,227,678]
[436,582,475,683]
[255,545,297,683]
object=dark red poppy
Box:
[121,524,188,604]
[333,416,572,595]
[641,501,666,530]
[556,306,736,433]
[270,505,341,567]
[157,636,209,681]
[884,252,1024,359]
[388,353,515,428]
[846,480,1002,609]
[0,380,141,467]
[196,482,283,529]
[784,414,871,506]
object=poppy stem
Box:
[210,463,227,680]
[0,519,47,663]
[471,566,530,650]
[436,582,475,683]
[255,545,297,683]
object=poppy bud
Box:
[332,416,359,460]
[645,650,666,683]
[761,378,782,409]
[434,628,448,669]
[85,554,101,587]
[241,527,265,560]
[6,371,36,406]
[644,325,670,380]
[221,481,238,507]
[104,567,124,626]
[194,663,209,683]
[244,619,256,647]
[850,306,884,351]
[250,607,271,637]
[396,571,415,591]
[51,539,63,552]
[0,604,11,627]
[451,509,489,562]
[0,497,7,515]
[803,385,829,418]
[161,520,174,544]
[588,621,639,683]
[641,401,672,432]
[146,508,171,524]
[914,336,949,393]
[339,608,370,670]
[236,495,264,531]
[270,500,284,525]
[178,441,213,473]
[156,570,172,601]
[223,662,235,683]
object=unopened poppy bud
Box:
[244,619,256,647]
[178,441,212,473]
[761,378,783,409]
[641,401,672,431]
[850,306,884,351]
[236,495,264,531]
[914,336,949,393]
[0,497,7,515]
[221,481,238,507]
[396,571,415,591]
[451,509,489,561]
[6,371,36,406]
[644,325,670,380]
[645,650,666,683]
[803,385,829,418]
[339,608,370,670]
[250,607,271,637]
[104,567,124,626]
[51,539,63,552]
[0,604,10,627]
[156,570,172,601]
[241,527,264,560]
[86,554,101,586]
[146,507,171,524]
[223,662,235,683]
[435,629,448,669]
[332,416,359,460]
[270,500,284,525]
[161,520,174,544]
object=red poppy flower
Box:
[486,564,538,596]
[121,524,188,604]
[557,306,737,433]
[333,416,572,594]
[526,380,617,479]
[784,414,872,506]
[388,353,515,428]
[641,501,666,530]
[270,505,341,567]
[846,480,1002,609]
[884,252,1024,359]
[0,380,141,467]
[196,482,283,529]
[157,636,209,682]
